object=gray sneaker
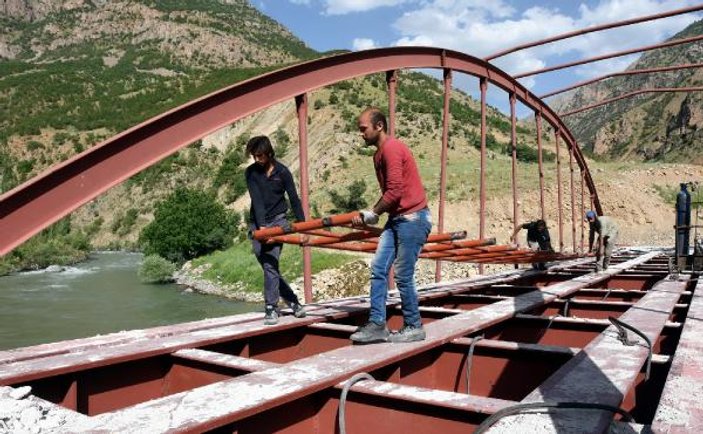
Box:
[350,322,389,344]
[291,303,307,318]
[263,305,278,325]
[389,325,426,343]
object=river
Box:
[0,252,259,351]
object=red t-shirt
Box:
[373,137,428,216]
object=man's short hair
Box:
[536,219,546,228]
[246,135,275,159]
[365,107,388,133]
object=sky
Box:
[253,0,702,115]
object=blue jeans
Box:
[369,208,432,328]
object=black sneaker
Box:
[388,324,426,343]
[291,303,307,318]
[350,321,389,344]
[263,305,278,325]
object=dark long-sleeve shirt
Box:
[245,161,305,229]
[373,137,427,216]
[521,221,553,252]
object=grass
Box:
[190,239,356,293]
[653,183,703,207]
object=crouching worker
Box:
[586,210,619,272]
[245,135,306,325]
[511,219,554,270]
[350,107,432,344]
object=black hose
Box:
[339,372,375,434]
[474,401,634,434]
[466,336,483,394]
[608,316,653,380]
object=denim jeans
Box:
[369,208,432,328]
[251,214,300,308]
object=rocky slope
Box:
[551,19,703,163]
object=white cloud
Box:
[322,0,409,15]
[289,0,311,4]
[390,0,702,81]
[352,38,378,51]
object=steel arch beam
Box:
[0,46,600,255]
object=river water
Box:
[0,252,259,351]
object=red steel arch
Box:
[0,46,600,256]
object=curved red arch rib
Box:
[0,46,599,255]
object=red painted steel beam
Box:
[436,68,452,282]
[253,212,359,239]
[580,171,585,253]
[479,78,488,241]
[386,70,397,137]
[491,274,689,432]
[484,4,703,61]
[0,47,600,255]
[0,259,586,381]
[555,130,564,252]
[60,253,659,432]
[569,147,577,253]
[421,244,514,260]
[510,93,519,238]
[540,62,703,99]
[296,94,313,303]
[514,34,703,79]
[560,86,703,117]
[652,278,703,432]
[535,112,546,221]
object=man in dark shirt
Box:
[511,219,554,270]
[245,135,306,325]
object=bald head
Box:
[358,107,388,147]
[360,107,388,133]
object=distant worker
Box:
[245,135,307,325]
[510,219,554,270]
[350,107,432,344]
[586,210,619,272]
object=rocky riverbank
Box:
[175,258,512,303]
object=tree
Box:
[328,180,368,213]
[139,188,238,263]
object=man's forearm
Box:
[372,198,392,216]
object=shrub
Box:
[274,127,291,158]
[139,188,238,263]
[328,179,368,213]
[138,254,176,283]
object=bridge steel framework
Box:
[0,50,599,245]
[1,47,600,299]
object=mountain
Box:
[0,0,316,188]
[1,0,538,262]
[550,19,703,163]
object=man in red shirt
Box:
[350,107,432,344]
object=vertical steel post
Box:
[555,129,564,252]
[569,145,576,253]
[510,93,519,237]
[295,94,312,303]
[386,70,397,137]
[386,70,397,289]
[535,112,546,221]
[581,170,585,253]
[479,78,488,274]
[436,68,452,282]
